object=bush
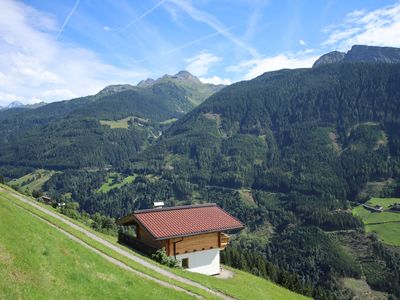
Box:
[32,190,43,198]
[152,248,180,268]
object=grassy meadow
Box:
[99,117,132,129]
[353,198,400,246]
[0,194,192,300]
[97,173,136,193]
[8,169,58,194]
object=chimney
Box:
[153,201,164,209]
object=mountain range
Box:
[0,71,224,169]
[1,45,400,299]
[0,100,47,110]
[313,44,400,67]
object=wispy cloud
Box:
[0,0,148,106]
[117,0,165,33]
[165,26,236,55]
[184,51,231,85]
[322,2,400,50]
[57,0,80,38]
[168,0,260,58]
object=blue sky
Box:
[0,0,400,105]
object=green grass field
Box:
[0,194,191,300]
[353,198,400,246]
[98,173,136,193]
[170,266,309,300]
[8,169,58,193]
[160,118,178,125]
[0,185,308,300]
[100,117,132,129]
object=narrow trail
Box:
[0,187,235,300]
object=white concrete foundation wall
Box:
[174,248,220,275]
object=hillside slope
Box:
[0,193,192,299]
[140,62,400,198]
[0,185,308,300]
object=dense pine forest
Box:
[2,46,400,299]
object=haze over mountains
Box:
[1,45,400,299]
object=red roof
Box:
[117,203,244,240]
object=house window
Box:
[182,258,189,269]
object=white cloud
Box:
[199,76,231,85]
[0,0,149,106]
[0,91,23,104]
[41,89,78,99]
[228,53,318,80]
[299,39,306,46]
[322,3,400,50]
[184,51,221,76]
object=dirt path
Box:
[0,187,235,300]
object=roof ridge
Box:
[133,203,216,214]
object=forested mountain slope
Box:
[118,59,400,298]
[2,46,400,299]
[139,62,400,199]
[0,71,223,170]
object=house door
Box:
[182,258,189,269]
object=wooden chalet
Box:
[116,203,244,275]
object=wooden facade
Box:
[133,226,231,257]
[116,204,245,275]
[136,225,167,249]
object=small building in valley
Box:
[362,203,384,212]
[116,203,244,275]
[39,195,52,205]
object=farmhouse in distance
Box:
[117,203,244,275]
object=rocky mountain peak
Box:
[313,45,400,68]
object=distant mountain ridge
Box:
[99,70,224,99]
[313,44,400,67]
[2,100,24,109]
[0,70,224,169]
[137,70,202,87]
[0,101,47,110]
